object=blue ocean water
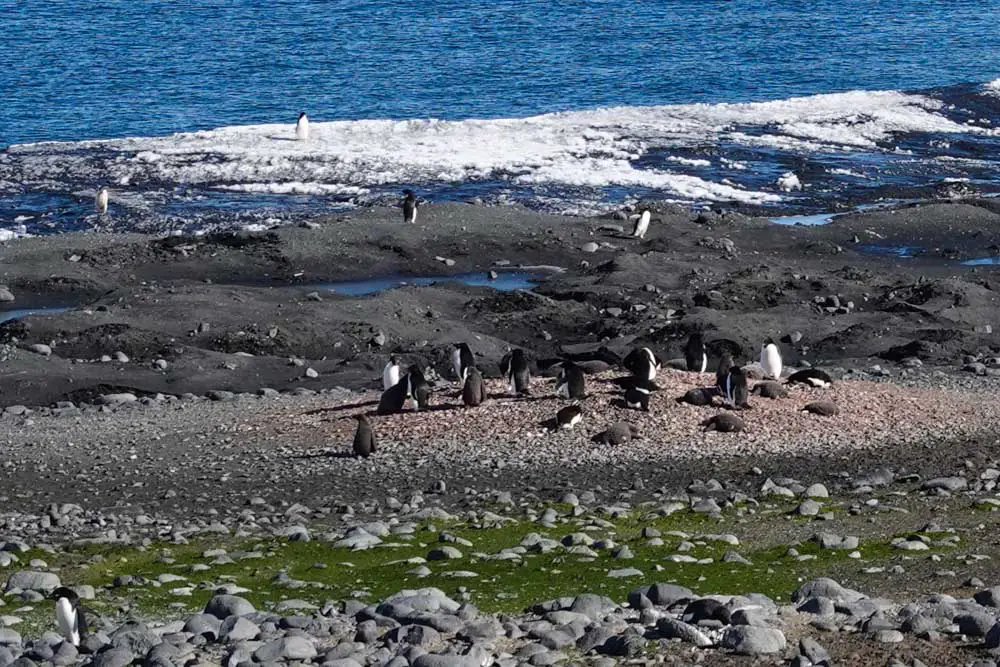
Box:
[2,1,1000,232]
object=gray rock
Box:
[0,287,13,303]
[720,626,786,654]
[797,499,822,516]
[204,594,255,619]
[569,593,614,620]
[654,618,712,647]
[0,629,20,646]
[98,393,136,406]
[645,583,694,606]
[91,648,135,667]
[49,641,78,667]
[27,344,51,356]
[607,567,643,578]
[803,483,829,498]
[220,616,259,643]
[577,626,614,653]
[427,546,462,561]
[874,629,904,643]
[921,477,967,492]
[183,613,221,640]
[412,655,483,667]
[387,624,441,646]
[799,636,830,664]
[5,571,60,594]
[110,621,160,655]
[792,577,864,603]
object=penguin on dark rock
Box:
[684,333,708,373]
[50,587,87,646]
[452,342,475,383]
[402,189,418,224]
[786,368,833,388]
[701,413,745,433]
[352,415,377,457]
[760,338,783,380]
[407,366,432,410]
[715,351,734,393]
[623,378,654,411]
[623,346,661,382]
[555,404,583,430]
[675,387,716,407]
[752,381,788,399]
[721,365,750,410]
[500,348,531,396]
[556,361,586,399]
[462,367,487,407]
[383,355,401,392]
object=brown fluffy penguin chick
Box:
[751,381,788,399]
[352,415,377,457]
[802,400,839,416]
[462,367,487,407]
[599,421,639,446]
[701,413,745,433]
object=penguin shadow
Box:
[292,451,357,461]
[303,399,378,416]
[267,136,299,142]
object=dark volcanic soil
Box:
[3,199,1000,408]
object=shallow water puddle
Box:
[320,270,550,296]
[768,213,836,226]
[0,306,72,323]
[962,256,1000,266]
[855,244,919,258]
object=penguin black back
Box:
[715,351,734,390]
[684,333,707,373]
[623,346,660,381]
[623,378,654,411]
[555,404,583,429]
[402,189,418,223]
[556,361,586,399]
[377,379,409,415]
[462,367,487,407]
[786,368,833,388]
[352,414,377,457]
[722,365,750,409]
[407,365,431,410]
[501,348,531,396]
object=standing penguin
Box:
[500,348,531,396]
[684,333,708,373]
[721,365,750,409]
[760,338,783,380]
[352,414,377,457]
[402,189,418,224]
[624,378,654,411]
[383,355,401,392]
[623,346,661,381]
[95,186,109,216]
[295,111,310,141]
[50,587,86,646]
[632,209,651,239]
[377,378,409,415]
[715,351,734,392]
[452,343,475,383]
[407,365,431,410]
[462,367,487,407]
[556,361,586,399]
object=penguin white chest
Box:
[55,597,78,645]
[451,349,464,380]
[700,352,707,374]
[383,363,400,391]
[633,211,650,239]
[761,344,782,379]
[296,116,310,141]
[95,189,108,215]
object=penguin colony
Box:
[351,332,836,457]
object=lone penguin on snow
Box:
[684,333,708,373]
[462,367,487,407]
[295,111,310,141]
[452,342,475,383]
[402,189,418,224]
[352,414,377,457]
[51,587,86,646]
[95,186,109,216]
[383,355,401,392]
[632,209,651,239]
[760,338,783,380]
[500,348,531,396]
[556,361,586,399]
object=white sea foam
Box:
[984,78,1000,97]
[4,88,998,210]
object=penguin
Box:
[376,378,409,415]
[402,189,418,224]
[632,209,651,239]
[352,414,377,457]
[462,367,487,407]
[500,348,531,396]
[556,361,586,399]
[802,400,839,416]
[95,186,109,216]
[407,366,431,410]
[721,365,750,409]
[555,404,583,430]
[675,387,715,407]
[786,368,833,388]
[701,413,745,433]
[295,111,309,141]
[623,378,654,411]
[684,333,708,373]
[50,587,86,646]
[760,338,783,380]
[452,343,475,383]
[623,346,661,381]
[715,351,734,393]
[751,381,788,399]
[599,421,639,446]
[383,355,401,392]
